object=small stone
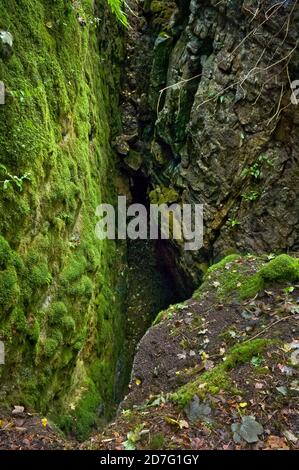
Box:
[12,405,25,415]
[0,31,13,58]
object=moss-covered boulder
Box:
[88,253,298,450]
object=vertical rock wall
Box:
[0,0,126,439]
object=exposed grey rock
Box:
[0,31,13,58]
[144,0,299,282]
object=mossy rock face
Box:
[0,0,127,439]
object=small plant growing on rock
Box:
[107,0,128,26]
[0,164,30,191]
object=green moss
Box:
[149,185,179,205]
[260,254,299,282]
[0,267,20,310]
[238,273,263,300]
[61,316,76,331]
[150,433,165,450]
[55,373,108,441]
[0,0,127,437]
[207,254,241,274]
[28,319,40,342]
[60,255,88,285]
[0,235,12,268]
[172,363,231,407]
[172,339,271,406]
[9,306,27,333]
[49,302,68,325]
[196,254,299,302]
[153,302,187,326]
[30,263,52,287]
[67,275,93,298]
[43,338,59,358]
[225,339,270,368]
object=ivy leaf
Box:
[41,418,48,427]
[232,416,264,443]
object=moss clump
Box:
[196,254,299,301]
[172,339,271,406]
[0,267,20,310]
[30,263,52,288]
[149,185,179,205]
[150,433,165,450]
[207,254,241,274]
[67,275,93,298]
[49,302,68,325]
[28,319,40,342]
[0,235,12,268]
[60,255,88,285]
[225,339,271,369]
[172,363,231,407]
[43,338,59,358]
[259,254,299,282]
[61,316,76,331]
[238,273,263,300]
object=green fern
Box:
[107,0,128,26]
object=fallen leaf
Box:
[204,360,214,371]
[191,437,206,449]
[135,378,142,386]
[232,416,264,444]
[177,353,187,360]
[239,402,248,408]
[198,329,208,335]
[264,435,289,450]
[41,418,48,427]
[179,419,189,429]
[12,406,24,415]
[164,416,180,427]
[255,382,264,390]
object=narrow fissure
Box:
[117,169,191,404]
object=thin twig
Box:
[243,314,297,343]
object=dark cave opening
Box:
[115,169,193,403]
